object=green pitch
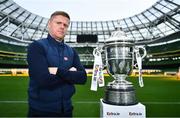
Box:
[0,75,180,117]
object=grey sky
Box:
[13,0,158,21]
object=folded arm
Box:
[55,48,87,84]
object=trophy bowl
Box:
[106,43,133,76]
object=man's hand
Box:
[48,67,77,75]
[48,67,58,75]
[69,67,77,71]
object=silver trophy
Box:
[93,28,146,105]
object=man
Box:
[27,11,87,117]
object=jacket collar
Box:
[47,34,64,46]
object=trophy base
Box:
[103,80,137,105]
[100,99,146,118]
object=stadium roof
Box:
[13,0,158,21]
[0,0,180,46]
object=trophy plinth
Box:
[103,71,138,105]
[103,79,137,105]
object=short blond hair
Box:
[50,11,70,20]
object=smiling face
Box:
[48,15,70,41]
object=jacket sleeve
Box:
[27,41,65,88]
[56,48,87,84]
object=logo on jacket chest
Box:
[64,56,68,61]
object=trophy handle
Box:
[93,47,106,69]
[134,46,147,87]
[135,46,147,59]
[134,46,147,68]
[93,47,101,56]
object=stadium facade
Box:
[0,0,179,71]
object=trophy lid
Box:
[105,27,134,43]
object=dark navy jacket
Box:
[27,34,87,113]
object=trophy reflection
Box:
[91,27,147,117]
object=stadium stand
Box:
[0,0,179,70]
[0,41,27,67]
[145,31,180,70]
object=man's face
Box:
[48,15,70,41]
